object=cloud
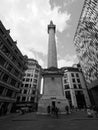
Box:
[58,54,78,68]
[50,0,77,10]
[0,0,71,58]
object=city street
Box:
[0,111,98,130]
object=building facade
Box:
[16,59,41,111]
[0,21,27,116]
[74,0,98,106]
[61,67,91,109]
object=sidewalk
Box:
[0,113,19,120]
[0,111,98,130]
[0,110,98,121]
[11,110,98,121]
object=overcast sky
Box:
[0,0,85,68]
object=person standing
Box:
[87,106,93,118]
[65,105,69,115]
[55,107,59,118]
[47,105,51,115]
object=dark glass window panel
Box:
[31,97,34,102]
[6,89,13,98]
[76,73,79,77]
[2,74,9,82]
[72,78,76,83]
[7,64,13,72]
[10,79,16,86]
[1,45,10,57]
[73,84,77,89]
[78,84,82,89]
[0,28,4,35]
[7,38,12,46]
[22,97,26,101]
[0,55,6,66]
[0,86,4,95]
[64,84,70,89]
[24,89,27,94]
[65,91,71,100]
[25,84,29,88]
[71,73,74,77]
[77,79,80,83]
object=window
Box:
[17,62,21,69]
[0,55,6,66]
[31,97,34,102]
[25,84,29,88]
[0,70,3,77]
[14,69,19,77]
[35,69,39,73]
[65,91,71,100]
[0,86,4,95]
[0,41,3,47]
[64,84,70,89]
[2,74,9,82]
[12,56,16,63]
[6,89,13,98]
[32,90,36,95]
[0,28,4,35]
[22,97,26,101]
[21,84,24,87]
[76,73,79,77]
[23,78,25,81]
[7,38,13,46]
[7,64,13,72]
[78,84,82,89]
[71,73,74,77]
[77,79,80,83]
[1,45,10,57]
[34,74,38,78]
[27,73,31,77]
[64,79,68,84]
[64,74,67,78]
[73,84,77,89]
[17,83,20,88]
[33,84,37,88]
[26,78,30,82]
[14,49,18,54]
[34,79,37,83]
[72,78,75,83]
[17,96,20,102]
[24,89,27,94]
[10,79,16,86]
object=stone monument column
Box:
[38,21,69,114]
[48,21,57,68]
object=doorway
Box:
[75,91,86,109]
[52,101,55,108]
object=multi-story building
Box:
[0,21,27,116]
[74,0,98,106]
[16,59,41,111]
[61,66,91,109]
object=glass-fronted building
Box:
[74,0,98,106]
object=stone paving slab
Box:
[0,111,98,130]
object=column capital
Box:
[48,20,56,33]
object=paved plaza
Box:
[0,111,98,130]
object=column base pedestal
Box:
[38,95,69,114]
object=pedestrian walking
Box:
[47,105,51,115]
[55,107,59,118]
[87,106,93,118]
[93,105,98,118]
